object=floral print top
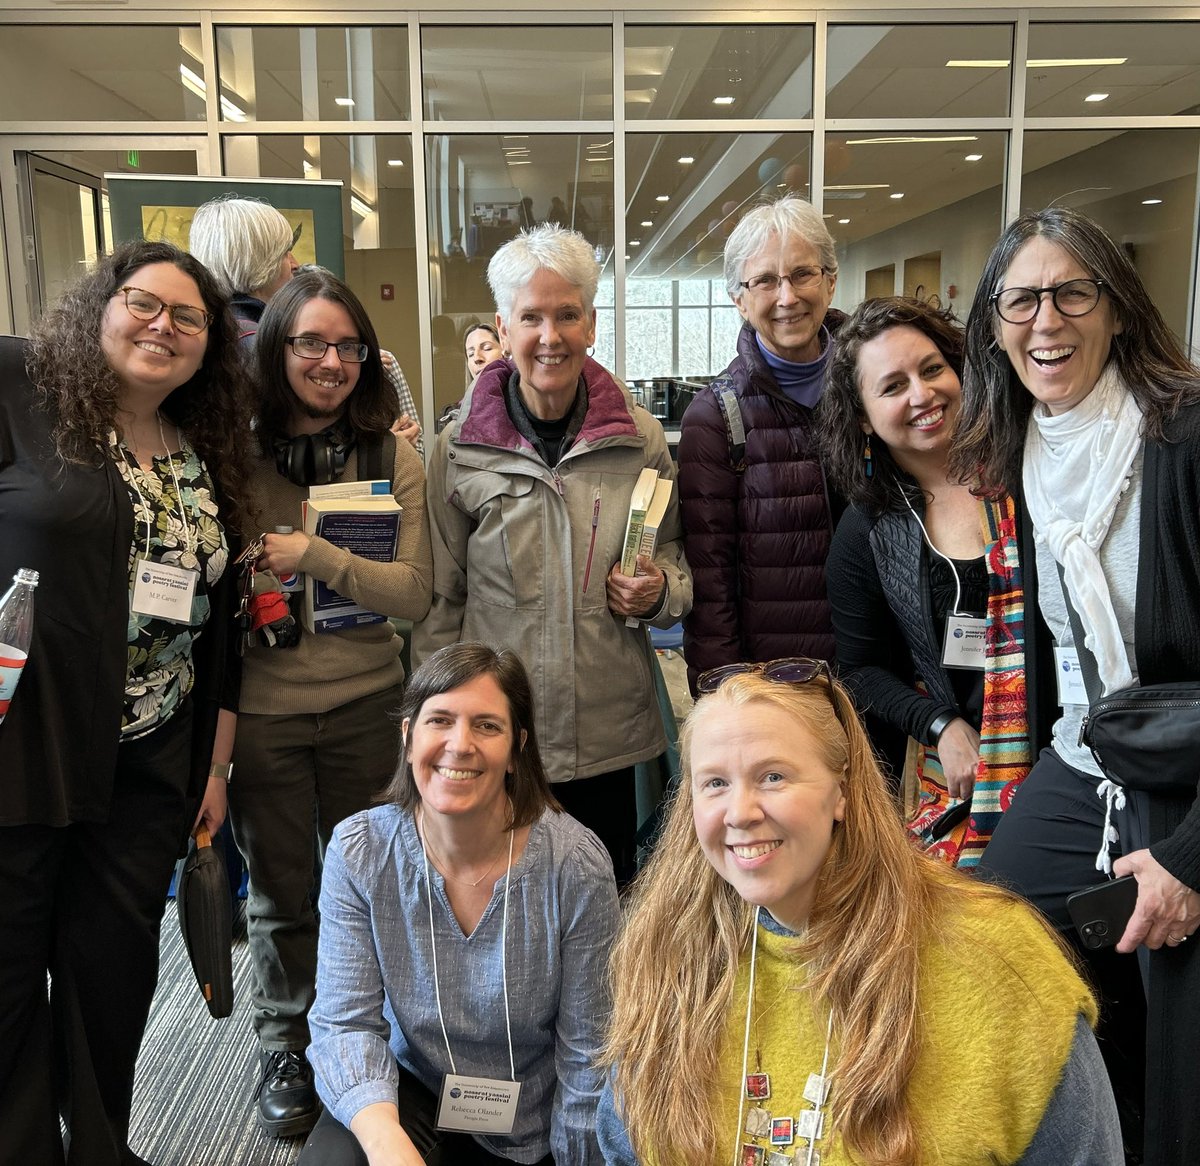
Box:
[110,433,229,738]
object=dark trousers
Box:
[553,766,636,888]
[229,684,402,1050]
[978,746,1153,1161]
[0,706,193,1166]
[298,1065,554,1165]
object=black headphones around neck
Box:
[273,422,356,487]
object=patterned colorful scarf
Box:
[908,494,1033,867]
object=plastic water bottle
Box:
[0,568,39,725]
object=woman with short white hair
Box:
[414,223,692,886]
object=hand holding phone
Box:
[1066,876,1139,950]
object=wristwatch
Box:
[927,712,956,747]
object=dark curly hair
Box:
[25,239,254,535]
[952,205,1200,495]
[819,296,965,515]
[252,268,394,450]
[384,641,561,829]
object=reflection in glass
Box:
[824,132,1006,313]
[1026,24,1200,117]
[0,25,207,121]
[1021,129,1200,338]
[622,133,809,380]
[826,24,1011,118]
[624,25,813,120]
[425,134,614,415]
[216,26,409,122]
[223,133,421,406]
[422,26,611,121]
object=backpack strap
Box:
[708,372,746,471]
[356,430,396,484]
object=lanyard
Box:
[421,820,517,1082]
[112,413,195,557]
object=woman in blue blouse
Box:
[299,642,619,1166]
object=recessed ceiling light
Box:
[386,159,405,167]
[713,96,735,106]
[945,57,1125,68]
[631,240,641,246]
[656,194,670,202]
[640,220,652,227]
[678,156,694,164]
[965,153,983,162]
[838,218,851,224]
[1085,93,1109,102]
[1143,198,1164,205]
[890,192,905,200]
[334,97,354,107]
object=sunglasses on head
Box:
[696,657,847,729]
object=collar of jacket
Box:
[735,308,849,405]
[455,356,640,452]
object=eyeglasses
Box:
[696,656,847,729]
[117,286,212,335]
[990,278,1107,325]
[286,336,370,363]
[738,266,831,295]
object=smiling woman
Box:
[598,668,1121,1166]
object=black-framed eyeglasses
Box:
[738,266,831,295]
[696,657,846,728]
[116,286,212,335]
[286,335,369,363]
[990,278,1107,325]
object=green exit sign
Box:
[126,150,140,168]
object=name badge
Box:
[941,614,986,670]
[1054,647,1089,706]
[436,1073,521,1136]
[132,558,200,625]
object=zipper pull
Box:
[1078,714,1089,748]
[590,493,601,529]
[551,470,565,496]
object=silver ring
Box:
[1168,934,1185,944]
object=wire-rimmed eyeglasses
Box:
[116,286,212,335]
[738,266,831,295]
[286,336,370,363]
[990,278,1107,325]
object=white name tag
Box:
[435,1073,521,1135]
[131,558,199,625]
[941,614,986,670]
[1054,647,1089,706]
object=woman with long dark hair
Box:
[0,239,250,1163]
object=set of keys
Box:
[234,535,300,653]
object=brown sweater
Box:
[239,438,433,715]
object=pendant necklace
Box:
[420,826,507,888]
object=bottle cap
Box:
[14,569,39,587]
[274,525,294,535]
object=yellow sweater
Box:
[713,896,1096,1165]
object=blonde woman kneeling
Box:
[598,661,1121,1166]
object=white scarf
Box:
[1022,364,1142,696]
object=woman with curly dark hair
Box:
[818,296,1034,867]
[0,239,251,1164]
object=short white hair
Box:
[487,224,600,324]
[722,195,838,298]
[189,195,294,298]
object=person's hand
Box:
[934,717,980,801]
[350,1101,425,1166]
[390,414,422,448]
[191,774,228,837]
[606,554,666,619]
[259,530,311,577]
[1113,848,1200,952]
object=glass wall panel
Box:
[222,133,422,408]
[0,26,206,121]
[826,131,1007,313]
[1026,24,1200,117]
[1021,129,1200,338]
[422,27,611,121]
[216,27,409,122]
[425,133,614,414]
[622,132,810,382]
[624,25,814,120]
[827,24,1012,119]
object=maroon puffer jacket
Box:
[678,316,846,692]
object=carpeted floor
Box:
[128,904,307,1166]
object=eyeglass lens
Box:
[994,279,1102,324]
[122,287,209,334]
[289,336,369,362]
[747,267,824,293]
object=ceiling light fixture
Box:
[824,184,890,191]
[1085,93,1109,102]
[386,159,405,167]
[890,192,905,200]
[964,153,984,162]
[712,96,734,105]
[656,194,670,202]
[631,240,641,246]
[846,135,978,145]
[1143,198,1163,205]
[640,220,653,227]
[678,156,695,164]
[946,56,1126,68]
[335,96,355,107]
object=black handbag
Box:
[1079,683,1200,796]
[175,826,235,1019]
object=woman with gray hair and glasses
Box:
[413,223,692,887]
[677,194,846,696]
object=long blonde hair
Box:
[604,673,1026,1166]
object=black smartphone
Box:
[1066,875,1138,950]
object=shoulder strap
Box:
[708,374,746,471]
[356,430,396,483]
[1056,560,1102,706]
